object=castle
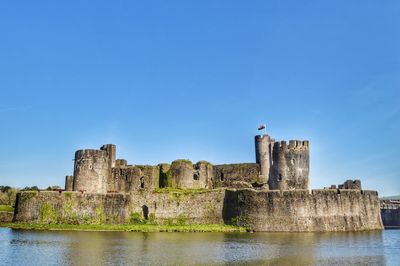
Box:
[13,129,384,232]
[66,135,310,193]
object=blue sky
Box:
[0,1,399,196]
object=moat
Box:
[0,228,399,265]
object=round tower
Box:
[255,134,272,182]
[73,149,110,193]
[169,160,194,189]
[64,175,73,191]
[269,140,310,190]
[100,144,116,168]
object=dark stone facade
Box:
[381,208,400,227]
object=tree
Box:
[21,186,39,191]
[46,186,62,191]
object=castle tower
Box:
[255,134,272,183]
[73,149,111,193]
[169,160,194,189]
[269,140,310,190]
[100,144,116,168]
[65,175,73,191]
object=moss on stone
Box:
[129,212,156,225]
[0,205,14,212]
[129,212,146,224]
[152,165,160,189]
[63,192,73,198]
[171,159,193,167]
[39,203,58,224]
[148,213,156,224]
[62,199,78,224]
[196,160,212,165]
[94,206,106,224]
[135,165,153,171]
[154,188,213,194]
[161,215,188,226]
[176,215,187,225]
[159,163,172,188]
[164,218,174,226]
[19,191,38,201]
[229,215,252,228]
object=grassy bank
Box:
[154,187,222,194]
[0,205,14,212]
[0,222,247,233]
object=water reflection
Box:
[0,228,398,265]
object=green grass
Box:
[0,222,247,233]
[154,188,221,194]
[0,205,14,212]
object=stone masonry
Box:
[13,128,383,232]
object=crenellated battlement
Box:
[75,149,108,159]
[269,139,310,190]
[273,140,309,151]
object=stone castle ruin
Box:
[66,135,310,193]
[14,129,383,232]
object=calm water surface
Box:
[0,228,399,265]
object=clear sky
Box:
[0,1,399,196]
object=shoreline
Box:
[0,223,247,233]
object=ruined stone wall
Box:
[129,190,225,224]
[13,189,383,231]
[193,161,213,188]
[108,165,159,193]
[255,134,273,183]
[65,175,73,191]
[223,189,383,232]
[100,144,116,168]
[73,150,110,193]
[0,211,13,222]
[213,163,262,188]
[159,161,262,190]
[158,160,211,189]
[269,140,310,190]
[339,180,362,190]
[13,191,130,224]
[13,190,224,225]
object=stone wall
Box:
[213,164,262,188]
[13,189,383,232]
[13,190,225,225]
[381,208,400,227]
[129,190,225,224]
[13,191,130,224]
[158,160,212,189]
[223,189,383,232]
[339,179,362,190]
[0,211,13,222]
[109,165,159,193]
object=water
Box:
[0,228,399,265]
